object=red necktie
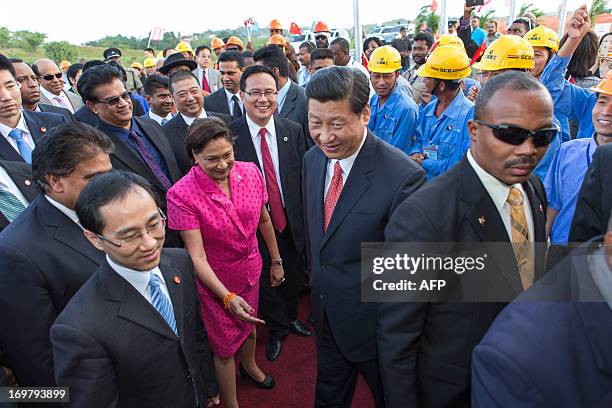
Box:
[324,162,343,231]
[259,128,287,232]
[202,70,211,93]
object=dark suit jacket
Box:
[230,115,306,258]
[0,160,37,232]
[204,89,242,120]
[381,157,548,408]
[38,103,75,122]
[51,249,217,408]
[0,111,66,162]
[303,131,426,363]
[73,99,146,127]
[570,143,612,243]
[278,81,313,149]
[0,195,104,387]
[472,238,612,408]
[163,112,232,176]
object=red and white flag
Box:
[150,27,164,42]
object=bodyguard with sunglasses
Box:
[381,71,552,408]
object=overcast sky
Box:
[0,0,583,44]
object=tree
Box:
[0,27,11,48]
[518,2,544,19]
[479,10,497,28]
[12,31,46,52]
[415,5,439,34]
[590,0,612,23]
[44,41,77,62]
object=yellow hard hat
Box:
[176,41,194,54]
[437,35,465,51]
[131,62,143,70]
[368,46,402,73]
[524,25,559,53]
[417,45,471,80]
[590,70,612,97]
[472,35,535,71]
[143,57,156,68]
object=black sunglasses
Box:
[41,72,63,81]
[474,120,558,148]
[97,91,132,106]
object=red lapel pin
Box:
[40,127,47,133]
[478,216,486,226]
[173,275,181,284]
[24,180,31,186]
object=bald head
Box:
[33,58,64,95]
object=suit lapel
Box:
[523,178,547,278]
[309,150,327,244]
[173,115,189,142]
[106,131,163,190]
[274,119,291,196]
[279,84,297,118]
[135,117,181,182]
[234,118,262,169]
[1,162,37,202]
[23,111,48,142]
[0,137,23,162]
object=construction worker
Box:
[267,34,287,51]
[368,46,419,154]
[472,35,562,180]
[143,57,157,76]
[211,37,225,57]
[225,36,244,52]
[176,41,194,60]
[269,19,283,37]
[313,21,331,48]
[436,34,478,97]
[410,45,474,180]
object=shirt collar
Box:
[373,84,402,111]
[330,127,367,176]
[430,89,467,120]
[225,88,240,105]
[98,118,139,143]
[40,86,62,102]
[246,114,275,138]
[106,255,164,299]
[181,110,208,127]
[149,110,173,123]
[277,79,292,105]
[0,110,29,139]
[45,195,82,227]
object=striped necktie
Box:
[148,273,178,336]
[0,189,26,222]
[507,187,534,290]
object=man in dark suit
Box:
[228,65,309,362]
[381,72,552,407]
[163,71,231,175]
[142,74,175,126]
[0,54,66,163]
[52,171,218,408]
[253,45,313,149]
[0,122,113,389]
[204,50,245,120]
[303,67,426,407]
[0,160,37,232]
[570,144,612,243]
[78,64,182,246]
[472,233,612,407]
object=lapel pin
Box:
[40,127,47,133]
[24,180,31,186]
[283,136,288,142]
[173,275,181,284]
[539,204,544,213]
[478,216,486,226]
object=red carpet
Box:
[219,295,375,407]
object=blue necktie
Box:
[161,118,168,125]
[148,273,178,336]
[8,129,32,163]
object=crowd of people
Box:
[0,2,611,407]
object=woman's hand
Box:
[270,264,285,287]
[229,296,265,324]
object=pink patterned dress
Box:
[167,162,268,357]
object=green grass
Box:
[0,45,146,65]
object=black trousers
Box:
[259,222,302,338]
[314,311,385,408]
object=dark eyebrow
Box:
[115,212,160,236]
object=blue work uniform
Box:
[540,54,596,140]
[544,136,597,244]
[533,114,563,181]
[368,84,419,155]
[410,90,474,179]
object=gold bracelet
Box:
[223,292,237,311]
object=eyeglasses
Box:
[244,90,278,98]
[41,72,63,81]
[96,210,167,248]
[474,120,558,148]
[96,91,132,106]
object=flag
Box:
[361,51,369,69]
[431,0,438,12]
[470,41,488,66]
[150,27,164,42]
[290,23,302,35]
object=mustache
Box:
[505,156,538,168]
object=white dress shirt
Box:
[246,114,285,205]
[181,110,208,127]
[0,164,29,207]
[148,111,173,126]
[45,195,82,227]
[107,255,171,302]
[324,128,367,197]
[225,89,243,114]
[466,150,535,244]
[276,79,292,113]
[0,111,35,154]
[40,87,74,113]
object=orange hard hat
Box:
[226,36,244,50]
[211,37,225,50]
[269,19,283,30]
[267,34,287,47]
[590,70,612,97]
[314,21,330,33]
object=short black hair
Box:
[512,18,533,32]
[186,117,236,162]
[168,70,200,94]
[32,122,114,193]
[330,37,349,51]
[77,64,124,102]
[195,45,211,57]
[144,47,155,54]
[363,37,383,54]
[310,48,334,65]
[305,66,369,115]
[218,50,244,69]
[67,63,83,82]
[0,54,16,78]
[8,58,24,64]
[299,41,315,53]
[82,60,105,72]
[474,71,549,120]
[76,171,158,234]
[242,50,254,59]
[253,45,289,79]
[144,74,169,96]
[413,32,435,48]
[239,65,279,91]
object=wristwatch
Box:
[271,258,283,266]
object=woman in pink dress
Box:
[167,118,284,408]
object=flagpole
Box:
[439,0,448,35]
[558,0,569,37]
[353,0,363,62]
[508,0,517,28]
